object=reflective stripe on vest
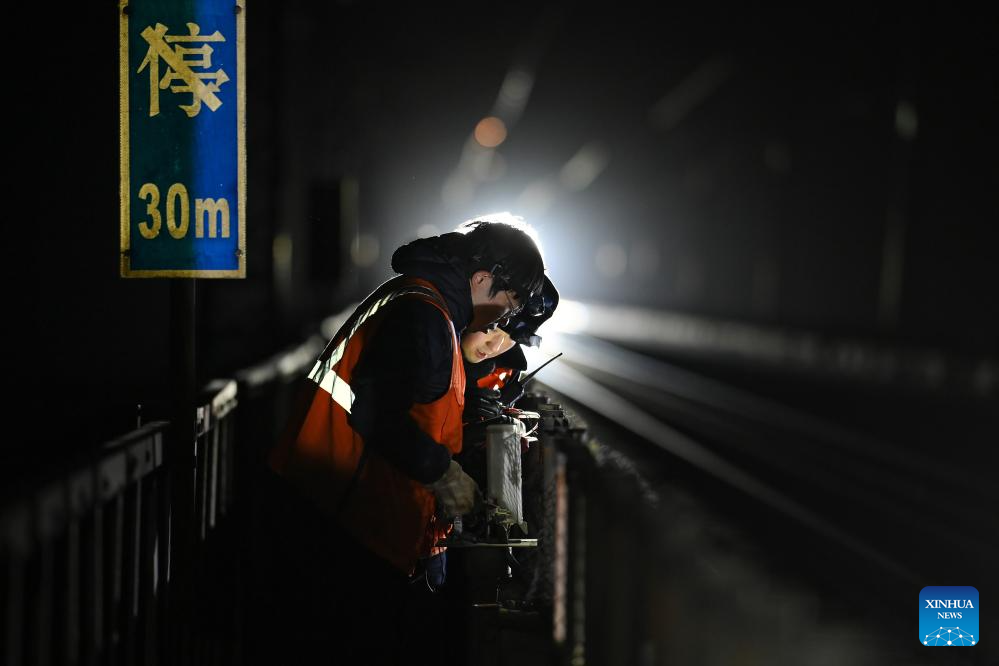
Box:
[308,285,443,413]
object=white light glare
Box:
[547,299,590,334]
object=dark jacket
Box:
[346,234,472,484]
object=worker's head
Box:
[459,215,546,331]
[462,273,558,368]
[461,327,516,364]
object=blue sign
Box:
[920,586,979,646]
[120,0,245,277]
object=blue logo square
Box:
[920,586,979,646]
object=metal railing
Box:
[1,380,239,666]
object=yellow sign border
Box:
[119,0,247,279]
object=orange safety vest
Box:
[476,366,517,392]
[268,276,465,574]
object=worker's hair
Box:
[457,214,546,301]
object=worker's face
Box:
[462,328,515,364]
[468,271,522,332]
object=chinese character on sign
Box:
[137,22,229,118]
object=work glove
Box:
[462,414,517,448]
[464,388,504,421]
[427,460,479,517]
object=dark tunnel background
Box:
[4,2,997,662]
[11,2,997,449]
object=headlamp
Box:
[499,276,559,347]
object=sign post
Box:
[119,3,244,658]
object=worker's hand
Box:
[462,414,517,448]
[427,460,480,517]
[464,388,504,420]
